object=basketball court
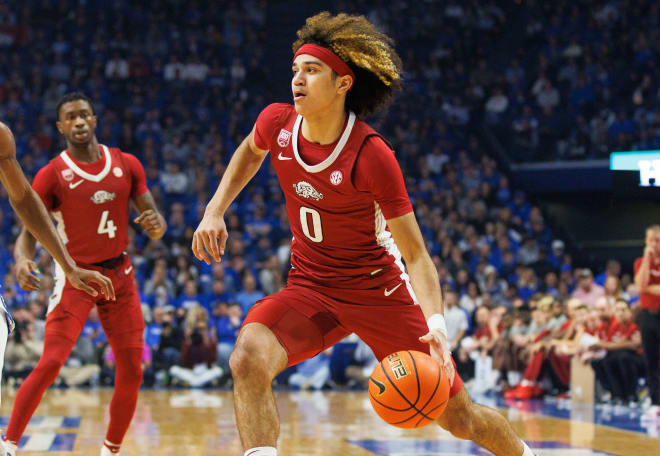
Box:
[1,388,658,455]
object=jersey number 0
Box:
[299,206,323,243]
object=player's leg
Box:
[231,322,288,453]
[230,286,349,455]
[436,388,535,456]
[3,286,92,451]
[98,266,145,455]
[337,288,535,456]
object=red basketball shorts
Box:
[46,253,144,350]
[243,281,463,397]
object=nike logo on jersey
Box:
[278,152,293,160]
[69,180,84,189]
[369,377,386,395]
[384,283,402,296]
[124,266,133,275]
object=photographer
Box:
[4,320,43,383]
[169,307,222,387]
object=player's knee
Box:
[230,325,281,379]
[438,403,478,441]
[33,357,65,383]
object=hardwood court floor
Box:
[1,388,659,455]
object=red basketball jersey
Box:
[32,144,148,264]
[255,103,414,290]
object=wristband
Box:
[427,313,448,339]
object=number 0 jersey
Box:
[255,103,414,290]
[31,144,148,264]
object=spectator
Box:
[571,268,605,307]
[235,272,264,315]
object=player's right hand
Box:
[15,257,41,291]
[192,214,228,265]
[66,266,116,301]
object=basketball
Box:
[368,350,450,428]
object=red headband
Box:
[294,43,356,82]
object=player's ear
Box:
[90,114,98,130]
[337,75,353,95]
[55,120,64,135]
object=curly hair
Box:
[292,12,403,117]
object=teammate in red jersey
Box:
[0,122,114,409]
[1,93,166,456]
[193,12,536,456]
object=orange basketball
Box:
[368,350,450,428]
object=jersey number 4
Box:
[299,206,323,243]
[97,210,117,239]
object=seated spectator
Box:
[445,290,468,352]
[176,279,204,311]
[169,316,222,388]
[153,307,183,380]
[589,299,644,404]
[4,320,43,383]
[235,272,264,315]
[288,349,333,391]
[215,303,243,374]
[571,268,605,307]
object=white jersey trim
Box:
[292,111,356,173]
[374,202,418,303]
[59,144,112,182]
[47,262,66,315]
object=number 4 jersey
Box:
[255,103,414,290]
[32,144,148,264]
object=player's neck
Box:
[300,105,347,145]
[67,138,101,163]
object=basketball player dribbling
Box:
[1,93,167,456]
[0,121,114,402]
[193,12,537,456]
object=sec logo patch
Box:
[330,170,343,185]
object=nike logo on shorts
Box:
[384,283,402,296]
[69,180,84,189]
[278,152,293,160]
[124,266,133,275]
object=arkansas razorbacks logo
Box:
[90,190,116,204]
[293,181,323,201]
[277,129,292,148]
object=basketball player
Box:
[0,121,114,404]
[1,93,166,456]
[193,12,537,456]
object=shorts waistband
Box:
[91,252,125,269]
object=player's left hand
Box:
[419,330,456,386]
[66,266,116,300]
[135,210,165,238]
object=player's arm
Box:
[634,252,651,291]
[388,213,455,384]
[132,191,167,240]
[0,122,114,300]
[192,125,268,264]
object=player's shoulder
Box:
[258,103,296,127]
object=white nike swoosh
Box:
[124,266,133,275]
[69,180,84,189]
[384,283,403,296]
[278,152,293,161]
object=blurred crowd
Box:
[0,0,657,404]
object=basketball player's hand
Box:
[419,330,456,386]
[66,266,116,301]
[15,257,41,291]
[192,214,228,264]
[135,210,165,238]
